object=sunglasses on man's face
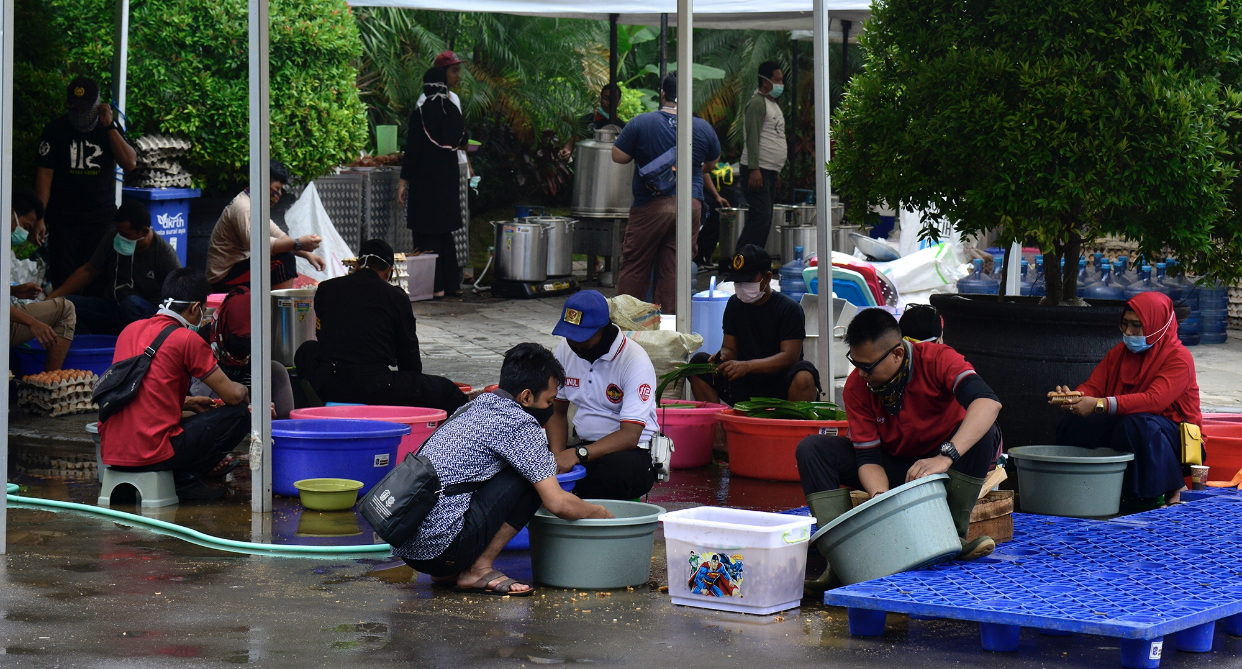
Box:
[846,343,901,375]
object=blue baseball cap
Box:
[553,290,611,342]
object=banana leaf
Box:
[733,397,846,421]
[655,362,717,401]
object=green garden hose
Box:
[6,482,392,558]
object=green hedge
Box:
[37,0,367,192]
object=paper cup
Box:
[1190,465,1211,490]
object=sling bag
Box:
[93,324,180,422]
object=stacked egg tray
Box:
[16,370,99,417]
[342,252,409,293]
[824,498,1242,668]
[14,452,97,480]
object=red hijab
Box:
[1089,291,1201,425]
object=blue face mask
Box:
[761,75,785,99]
[1123,335,1151,353]
[11,225,29,246]
[113,233,138,256]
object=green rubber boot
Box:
[944,469,995,560]
[804,489,853,594]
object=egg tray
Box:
[19,387,94,407]
[824,498,1242,666]
[17,381,95,400]
[343,252,410,293]
[15,451,98,480]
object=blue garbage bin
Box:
[121,187,201,266]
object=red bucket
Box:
[719,409,849,481]
[655,401,727,469]
[289,405,447,460]
[1204,423,1242,483]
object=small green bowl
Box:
[293,478,364,511]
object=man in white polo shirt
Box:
[547,290,659,500]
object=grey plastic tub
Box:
[529,500,666,589]
[810,474,960,586]
[1007,445,1134,518]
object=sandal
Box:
[206,455,240,478]
[454,569,534,597]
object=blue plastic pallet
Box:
[824,496,1242,668]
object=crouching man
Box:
[795,308,1003,591]
[393,343,613,596]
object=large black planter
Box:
[929,294,1130,447]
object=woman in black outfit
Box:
[399,67,466,298]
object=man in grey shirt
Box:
[737,61,788,250]
[47,199,180,334]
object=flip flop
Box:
[206,455,241,479]
[454,569,534,597]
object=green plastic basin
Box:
[529,500,666,589]
[293,478,364,511]
[1007,445,1134,518]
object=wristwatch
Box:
[293,237,303,252]
[1095,398,1107,414]
[939,441,961,464]
[576,446,590,464]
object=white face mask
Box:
[735,281,764,304]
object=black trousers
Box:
[402,468,542,578]
[47,219,112,288]
[111,403,251,484]
[574,447,656,500]
[795,422,1001,496]
[737,167,779,250]
[690,351,821,404]
[1056,413,1187,499]
[410,232,461,295]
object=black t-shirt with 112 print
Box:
[36,115,121,226]
[721,290,806,364]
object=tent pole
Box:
[249,0,273,515]
[813,0,833,392]
[0,0,14,555]
[609,14,619,126]
[789,38,797,206]
[675,0,693,331]
[111,0,129,207]
[659,14,668,82]
[839,20,850,112]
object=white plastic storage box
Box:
[406,253,438,302]
[659,506,814,615]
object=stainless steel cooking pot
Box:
[781,225,817,261]
[272,287,316,367]
[492,220,549,282]
[716,207,748,260]
[522,216,575,277]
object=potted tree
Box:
[829,0,1242,445]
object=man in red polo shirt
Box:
[796,308,1003,588]
[98,269,251,500]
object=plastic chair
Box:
[97,467,179,508]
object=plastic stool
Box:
[97,467,179,508]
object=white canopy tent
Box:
[0,0,871,546]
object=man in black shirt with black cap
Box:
[294,239,468,413]
[689,244,821,404]
[34,76,137,287]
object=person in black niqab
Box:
[399,67,468,298]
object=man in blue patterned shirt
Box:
[394,343,613,596]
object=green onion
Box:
[733,397,846,421]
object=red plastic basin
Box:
[456,383,472,394]
[290,405,447,461]
[1203,414,1242,425]
[655,401,727,469]
[719,409,849,481]
[1204,423,1242,482]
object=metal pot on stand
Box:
[491,220,549,282]
[272,287,317,367]
[522,216,576,277]
[716,207,748,260]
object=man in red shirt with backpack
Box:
[98,269,251,500]
[796,308,1004,590]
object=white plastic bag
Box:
[284,182,354,282]
[898,207,962,258]
[872,242,968,296]
[624,329,704,400]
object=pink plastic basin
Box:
[289,405,447,460]
[656,401,728,469]
[207,293,226,311]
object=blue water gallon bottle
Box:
[779,246,808,304]
[958,258,1000,295]
[1084,263,1125,301]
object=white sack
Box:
[624,329,704,401]
[284,182,354,282]
[872,242,968,295]
[898,208,962,258]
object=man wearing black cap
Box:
[689,244,820,405]
[294,239,468,413]
[34,76,137,287]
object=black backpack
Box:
[93,324,180,422]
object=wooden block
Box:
[968,490,1014,544]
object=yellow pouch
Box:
[1180,422,1203,466]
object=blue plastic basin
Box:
[504,465,587,551]
[11,334,117,377]
[271,419,410,497]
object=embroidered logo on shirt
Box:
[606,384,624,404]
[638,383,651,402]
[564,308,583,325]
[566,377,580,388]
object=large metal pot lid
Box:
[851,233,901,262]
[1007,445,1135,464]
[810,473,949,544]
[520,216,576,224]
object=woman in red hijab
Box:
[1049,291,1201,503]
